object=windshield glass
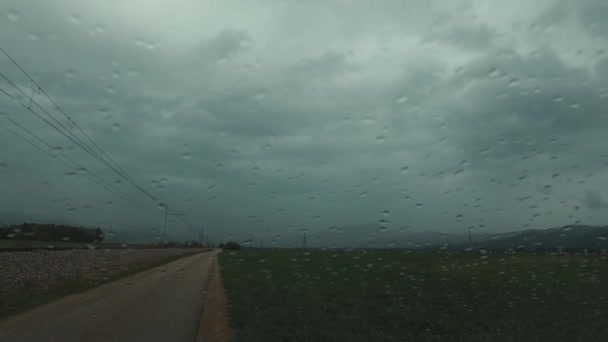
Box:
[1,1,607,341]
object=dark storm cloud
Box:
[578,0,608,37]
[2,0,608,245]
[585,191,607,210]
[443,46,608,170]
[196,29,251,62]
[426,23,498,50]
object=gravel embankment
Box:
[0,249,197,291]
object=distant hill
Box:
[472,225,608,250]
[306,223,474,248]
[305,224,608,250]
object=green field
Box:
[220,249,608,342]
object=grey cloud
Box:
[427,23,498,49]
[196,29,251,62]
[578,0,608,37]
[585,191,607,210]
[2,0,608,245]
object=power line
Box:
[0,72,156,202]
[0,52,158,205]
[1,46,194,233]
[1,111,157,211]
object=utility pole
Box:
[162,204,168,245]
[201,226,207,247]
[468,226,473,250]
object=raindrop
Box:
[65,171,77,176]
[94,24,106,34]
[401,166,409,172]
[112,123,120,131]
[135,37,145,47]
[70,14,81,24]
[127,69,139,77]
[27,33,39,41]
[507,78,519,87]
[415,203,424,208]
[375,135,386,143]
[396,96,408,104]
[488,68,500,77]
[6,9,19,22]
[182,152,192,160]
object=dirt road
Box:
[0,250,219,342]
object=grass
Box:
[220,249,608,342]
[0,250,202,319]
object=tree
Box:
[221,241,242,250]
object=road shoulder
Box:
[197,254,233,342]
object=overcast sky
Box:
[1,0,607,246]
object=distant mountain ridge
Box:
[307,224,608,250]
[473,225,608,250]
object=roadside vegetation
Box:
[220,249,608,341]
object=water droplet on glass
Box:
[27,33,39,41]
[70,14,81,24]
[94,24,106,34]
[396,96,408,104]
[112,123,120,131]
[6,9,19,22]
[508,78,519,87]
[415,203,424,208]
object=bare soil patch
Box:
[197,256,233,342]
